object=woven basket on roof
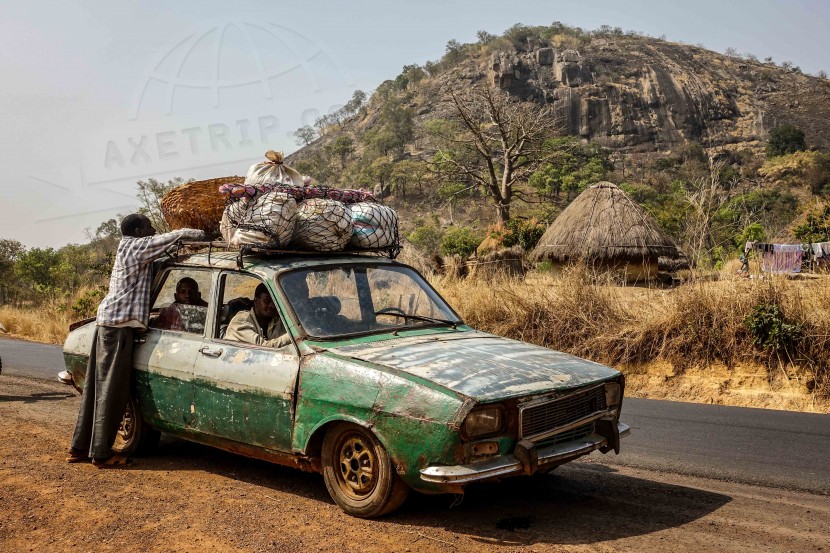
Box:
[161,176,244,233]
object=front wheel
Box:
[112,396,160,457]
[321,422,409,518]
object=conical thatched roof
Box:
[531,182,680,262]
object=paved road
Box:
[0,336,65,380]
[2,336,828,494]
[606,398,830,494]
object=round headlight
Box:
[463,407,503,438]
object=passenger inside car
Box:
[281,271,353,335]
[153,277,209,332]
[224,283,292,348]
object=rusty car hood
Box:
[328,331,619,402]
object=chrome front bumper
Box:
[420,422,630,484]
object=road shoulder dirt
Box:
[1,375,827,552]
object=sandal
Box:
[92,455,133,468]
[66,449,90,463]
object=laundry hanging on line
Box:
[760,244,804,274]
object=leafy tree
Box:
[367,157,395,197]
[291,125,317,146]
[502,218,546,251]
[136,177,186,233]
[344,90,367,115]
[793,204,830,243]
[15,247,62,296]
[529,138,610,199]
[440,226,482,257]
[736,223,765,250]
[428,86,560,223]
[504,23,536,50]
[407,224,443,255]
[362,98,414,157]
[476,30,496,44]
[766,124,806,157]
[443,39,466,66]
[325,135,355,169]
[394,65,426,91]
[0,239,25,303]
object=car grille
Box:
[520,385,607,441]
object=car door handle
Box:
[199,346,223,357]
[134,338,146,344]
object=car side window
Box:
[149,268,213,334]
[215,273,262,340]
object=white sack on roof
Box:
[220,191,297,247]
[291,199,353,252]
[348,202,399,249]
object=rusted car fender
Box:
[294,352,471,492]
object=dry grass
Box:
[435,266,830,408]
[0,304,73,345]
[3,259,828,408]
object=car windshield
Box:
[278,264,461,338]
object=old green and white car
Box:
[61,250,629,517]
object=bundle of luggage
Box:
[162,150,399,253]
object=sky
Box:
[1,0,829,248]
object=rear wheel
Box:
[321,422,409,518]
[112,396,160,457]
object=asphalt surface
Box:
[606,398,830,494]
[0,336,65,380]
[2,335,828,495]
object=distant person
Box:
[67,214,203,467]
[739,251,750,275]
[154,277,208,331]
[225,283,292,348]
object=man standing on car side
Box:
[67,214,203,467]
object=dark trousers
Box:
[70,326,134,459]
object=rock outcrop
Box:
[483,37,830,154]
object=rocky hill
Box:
[291,30,830,166]
[287,25,830,258]
[479,36,830,154]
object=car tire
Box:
[112,396,160,457]
[321,422,409,518]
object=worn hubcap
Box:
[118,401,134,442]
[337,434,377,498]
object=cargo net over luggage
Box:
[349,202,399,250]
[213,150,400,256]
[220,191,297,248]
[292,198,353,252]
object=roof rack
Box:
[173,240,402,269]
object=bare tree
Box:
[683,158,733,268]
[429,85,560,223]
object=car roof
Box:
[170,251,401,279]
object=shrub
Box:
[407,224,443,255]
[793,204,830,243]
[736,223,765,250]
[71,287,106,319]
[745,303,803,354]
[759,150,830,194]
[536,260,553,273]
[766,124,806,158]
[440,226,482,257]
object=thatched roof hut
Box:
[531,182,681,280]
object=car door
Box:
[190,270,300,452]
[132,266,214,432]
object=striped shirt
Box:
[96,228,203,328]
